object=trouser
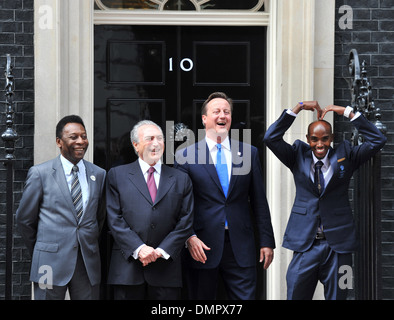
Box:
[113,283,181,300]
[286,239,352,300]
[185,230,256,300]
[34,249,99,300]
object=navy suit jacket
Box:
[264,111,387,253]
[174,139,275,269]
[106,161,194,287]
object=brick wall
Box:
[0,0,34,299]
[335,0,394,299]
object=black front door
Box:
[94,25,266,168]
[94,25,267,299]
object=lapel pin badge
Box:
[90,175,96,181]
[339,165,345,178]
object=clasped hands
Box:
[293,101,348,119]
[138,245,162,267]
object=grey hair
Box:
[130,120,164,145]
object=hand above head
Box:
[320,104,354,120]
[292,101,323,119]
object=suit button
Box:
[151,224,155,229]
[221,222,225,226]
[152,206,156,210]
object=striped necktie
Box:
[71,165,83,220]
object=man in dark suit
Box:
[263,101,387,299]
[106,120,194,300]
[174,92,275,300]
[16,115,106,300]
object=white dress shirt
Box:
[133,158,169,260]
[205,135,232,183]
[138,157,161,188]
[310,152,333,186]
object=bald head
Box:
[306,120,333,159]
[307,120,332,136]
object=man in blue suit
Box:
[175,92,275,300]
[264,101,387,299]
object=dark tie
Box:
[314,161,325,195]
[147,166,157,202]
[216,144,229,197]
[71,165,83,220]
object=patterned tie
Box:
[216,144,229,197]
[71,165,83,220]
[314,160,325,195]
[147,166,157,202]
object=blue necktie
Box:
[216,144,229,197]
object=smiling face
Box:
[202,97,232,142]
[306,121,333,159]
[133,124,164,166]
[56,122,89,165]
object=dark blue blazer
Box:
[106,161,194,287]
[264,111,387,253]
[174,139,275,269]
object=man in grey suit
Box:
[106,120,194,300]
[16,115,106,300]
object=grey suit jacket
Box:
[16,156,106,286]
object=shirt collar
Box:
[138,157,162,175]
[312,150,330,168]
[205,135,230,152]
[60,155,85,175]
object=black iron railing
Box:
[1,54,18,300]
[347,49,387,300]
